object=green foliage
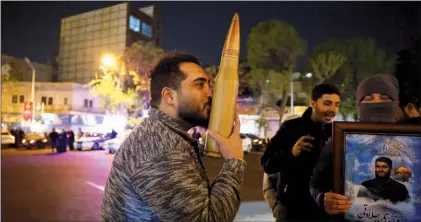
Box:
[247,20,307,71]
[121,41,166,93]
[204,61,252,96]
[309,39,348,82]
[88,42,166,114]
[308,37,396,118]
[1,62,24,94]
[256,117,268,129]
[247,20,307,121]
[341,37,397,89]
[339,97,357,121]
[88,68,138,113]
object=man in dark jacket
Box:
[67,130,75,151]
[310,74,403,216]
[261,83,341,221]
[49,128,59,153]
[357,157,410,204]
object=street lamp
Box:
[101,54,116,70]
[290,72,312,114]
[24,57,36,124]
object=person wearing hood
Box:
[309,74,403,217]
[261,83,341,221]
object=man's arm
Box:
[131,151,246,222]
[261,123,291,174]
[309,140,333,208]
[263,173,286,220]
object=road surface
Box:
[1,148,273,221]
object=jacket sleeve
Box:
[130,151,246,222]
[261,122,292,174]
[309,139,333,208]
[263,173,287,220]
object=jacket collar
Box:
[148,107,197,144]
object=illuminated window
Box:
[142,23,152,37]
[129,15,140,32]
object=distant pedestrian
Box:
[49,128,59,153]
[110,129,117,139]
[67,130,75,151]
[58,129,67,153]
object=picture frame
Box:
[332,121,421,222]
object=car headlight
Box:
[253,139,259,142]
[259,141,262,144]
[22,139,26,143]
[42,139,48,143]
[30,140,35,144]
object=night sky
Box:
[1,1,420,69]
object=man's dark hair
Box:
[149,52,201,109]
[311,83,341,101]
[375,157,393,168]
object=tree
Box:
[308,39,348,83]
[247,20,307,122]
[204,60,253,97]
[88,41,166,115]
[121,41,166,104]
[88,68,139,114]
[308,38,396,119]
[1,62,25,95]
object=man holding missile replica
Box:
[102,13,246,222]
[261,84,341,221]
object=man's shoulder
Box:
[118,117,190,160]
[390,179,407,189]
[279,117,305,130]
[361,179,375,187]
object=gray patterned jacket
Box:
[101,108,247,222]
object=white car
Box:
[1,131,15,148]
[74,133,111,151]
[240,133,252,154]
[104,131,131,154]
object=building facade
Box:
[1,82,127,133]
[58,2,162,83]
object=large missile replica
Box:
[206,13,240,158]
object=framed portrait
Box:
[332,122,421,222]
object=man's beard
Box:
[375,172,391,180]
[314,106,336,123]
[178,99,211,128]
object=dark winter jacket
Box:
[309,118,418,215]
[261,107,331,221]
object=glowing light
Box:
[101,54,116,68]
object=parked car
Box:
[1,130,15,148]
[104,131,131,154]
[245,133,267,151]
[74,133,112,151]
[240,133,253,154]
[21,132,49,149]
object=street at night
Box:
[1,1,420,222]
[1,148,272,222]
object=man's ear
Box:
[310,99,316,109]
[161,87,176,105]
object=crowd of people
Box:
[100,52,420,222]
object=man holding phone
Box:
[261,83,341,221]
